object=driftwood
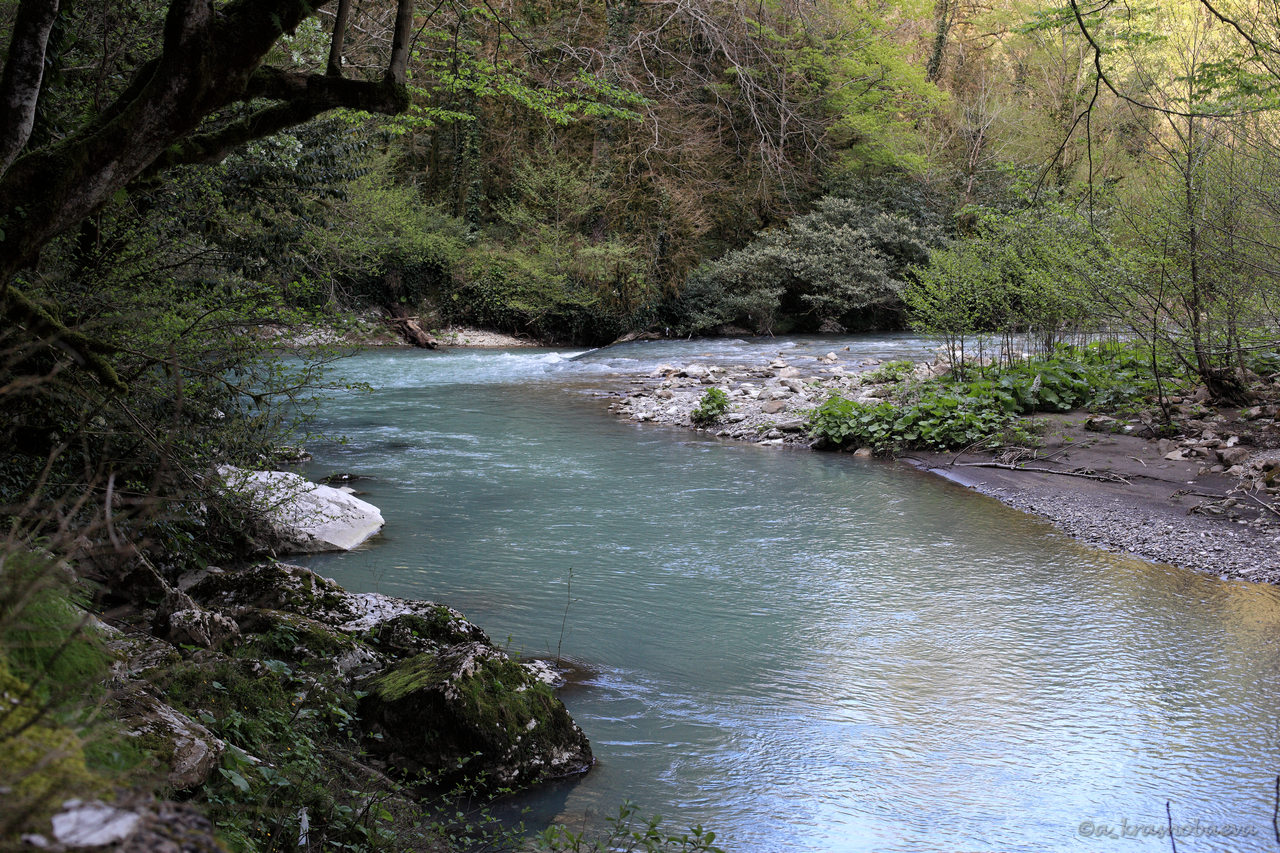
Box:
[385,307,439,349]
[953,461,1131,484]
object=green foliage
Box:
[666,193,941,335]
[862,360,916,385]
[0,548,139,837]
[156,650,399,852]
[905,205,1107,372]
[809,345,1160,451]
[691,388,731,426]
[447,158,658,343]
[809,391,1019,452]
[537,801,724,853]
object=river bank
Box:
[605,349,1280,582]
[257,314,541,349]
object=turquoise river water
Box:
[300,336,1280,852]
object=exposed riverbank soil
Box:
[259,315,543,349]
[603,351,1280,583]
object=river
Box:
[300,336,1280,852]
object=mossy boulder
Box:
[362,608,487,658]
[186,563,351,620]
[360,643,592,790]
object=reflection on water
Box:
[300,340,1280,852]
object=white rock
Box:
[52,803,140,847]
[218,467,384,553]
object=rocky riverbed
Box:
[608,349,946,446]
[606,351,1280,583]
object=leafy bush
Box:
[809,392,1019,452]
[691,388,731,426]
[810,345,1160,451]
[664,195,941,335]
[905,205,1108,373]
[862,359,916,384]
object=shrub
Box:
[691,388,731,426]
[664,194,942,335]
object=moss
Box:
[236,609,362,665]
[364,649,590,789]
[188,563,349,618]
[0,656,99,832]
[365,608,480,658]
[371,651,451,701]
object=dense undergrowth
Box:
[808,343,1177,452]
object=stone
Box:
[116,689,225,790]
[817,318,845,334]
[218,467,384,553]
[52,802,139,847]
[1164,450,1186,461]
[776,419,807,432]
[725,413,747,423]
[680,364,708,379]
[359,643,592,790]
[780,378,806,394]
[852,448,874,458]
[1085,415,1121,433]
[761,400,788,414]
[1218,446,1252,466]
[1241,406,1264,420]
[153,589,239,650]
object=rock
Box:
[153,589,239,650]
[47,800,224,852]
[852,448,874,458]
[761,400,788,414]
[725,413,748,423]
[359,643,592,790]
[52,802,140,847]
[650,364,678,377]
[776,419,807,433]
[218,467,384,553]
[1242,406,1264,420]
[654,388,674,399]
[817,318,845,334]
[768,359,787,369]
[1085,415,1121,433]
[115,687,225,790]
[679,364,710,379]
[780,378,806,394]
[1164,450,1186,461]
[1218,446,1252,466]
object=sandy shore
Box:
[605,352,1280,583]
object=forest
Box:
[2,0,1280,849]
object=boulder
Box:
[1218,446,1252,466]
[115,687,225,790]
[761,400,788,414]
[359,643,592,789]
[152,589,239,650]
[218,467,384,553]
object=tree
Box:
[0,0,417,386]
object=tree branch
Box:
[0,0,61,177]
[386,0,416,85]
[148,74,410,172]
[327,0,355,77]
[1,286,124,392]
